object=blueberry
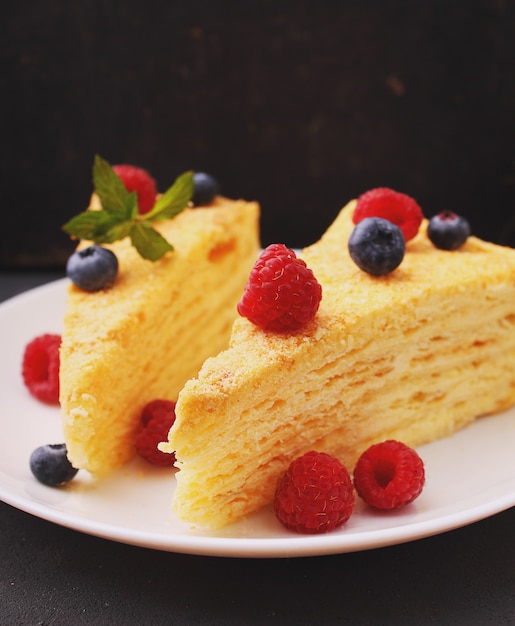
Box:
[192,172,220,205]
[66,245,118,291]
[29,444,78,486]
[427,211,471,250]
[348,217,405,276]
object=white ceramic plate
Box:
[0,279,514,558]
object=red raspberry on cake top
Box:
[353,187,423,241]
[237,244,322,332]
[113,164,157,214]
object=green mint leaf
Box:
[62,210,125,241]
[94,220,134,244]
[93,154,138,219]
[144,170,194,221]
[129,222,174,261]
[63,155,193,262]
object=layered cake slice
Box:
[162,197,515,528]
[60,169,260,475]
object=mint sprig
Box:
[63,155,193,261]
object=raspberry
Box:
[274,451,355,534]
[237,244,322,332]
[22,334,61,404]
[135,399,177,466]
[353,188,424,241]
[113,164,157,214]
[353,440,425,510]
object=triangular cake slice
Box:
[162,200,515,528]
[60,195,260,475]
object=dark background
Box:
[2,0,514,268]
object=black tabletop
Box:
[1,271,514,626]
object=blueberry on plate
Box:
[66,245,119,292]
[192,172,220,206]
[30,444,78,486]
[348,217,405,276]
[427,211,471,250]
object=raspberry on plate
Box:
[353,440,425,510]
[113,164,157,214]
[274,451,355,534]
[135,399,177,466]
[22,334,61,404]
[353,187,424,241]
[237,244,322,332]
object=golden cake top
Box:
[177,198,515,402]
[303,200,515,320]
[63,194,260,363]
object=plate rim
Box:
[1,477,513,558]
